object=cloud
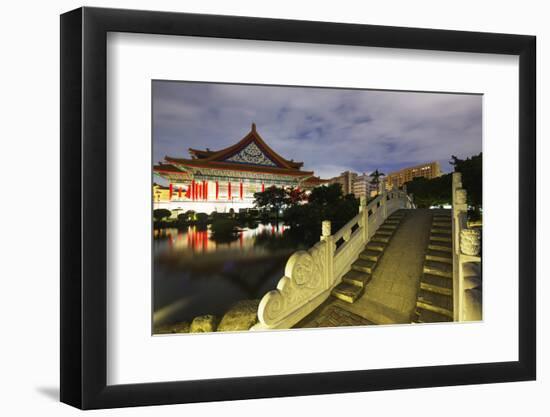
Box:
[153,81,482,179]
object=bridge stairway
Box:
[330,209,408,303]
[414,210,454,323]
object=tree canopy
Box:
[153,208,172,221]
[253,186,291,228]
[450,153,482,209]
[283,183,358,246]
[405,153,482,216]
[405,174,452,208]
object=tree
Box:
[195,212,208,226]
[369,169,385,194]
[450,153,482,217]
[284,183,358,246]
[406,174,452,208]
[184,210,196,222]
[307,183,343,206]
[176,213,189,228]
[210,217,239,243]
[286,187,307,205]
[153,208,171,221]
[253,186,290,229]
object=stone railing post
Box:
[379,179,388,219]
[452,172,467,321]
[359,196,369,243]
[320,220,335,289]
[402,184,409,208]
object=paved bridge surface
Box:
[297,208,452,328]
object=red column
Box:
[169,183,173,200]
[215,181,219,200]
[240,182,243,199]
[203,181,207,200]
[191,180,195,200]
[228,182,232,200]
[178,186,182,198]
[261,183,265,192]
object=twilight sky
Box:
[153,81,482,182]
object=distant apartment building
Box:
[386,161,442,189]
[329,171,358,195]
[352,173,378,198]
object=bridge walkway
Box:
[297,208,435,328]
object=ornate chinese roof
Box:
[155,124,319,182]
[187,123,304,169]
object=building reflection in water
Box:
[154,223,288,254]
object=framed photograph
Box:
[60,7,536,409]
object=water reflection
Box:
[153,223,300,328]
[153,223,289,254]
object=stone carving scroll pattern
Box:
[258,242,327,326]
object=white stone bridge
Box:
[252,172,482,330]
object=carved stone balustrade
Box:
[252,188,413,330]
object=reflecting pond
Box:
[153,223,305,327]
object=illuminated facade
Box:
[386,161,442,189]
[352,173,378,198]
[329,171,358,195]
[153,124,327,213]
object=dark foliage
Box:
[405,153,482,219]
[283,183,359,246]
[153,208,171,221]
[450,153,482,214]
[210,217,240,243]
[406,174,452,208]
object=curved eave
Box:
[153,164,185,173]
[303,177,330,185]
[187,128,304,169]
[165,157,313,177]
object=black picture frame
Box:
[60,6,536,410]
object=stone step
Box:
[430,233,452,243]
[376,228,394,236]
[425,249,453,264]
[358,295,411,324]
[433,221,451,227]
[379,223,397,230]
[359,249,382,262]
[420,281,453,296]
[352,258,377,274]
[366,241,386,252]
[423,260,453,278]
[388,215,405,221]
[384,219,401,225]
[341,269,372,288]
[417,289,453,312]
[371,234,391,243]
[331,282,364,303]
[431,228,451,235]
[415,307,453,323]
[415,301,453,319]
[422,273,453,289]
[428,241,452,252]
